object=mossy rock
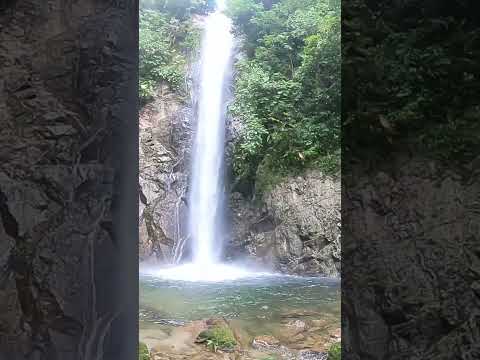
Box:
[328,342,341,360]
[139,341,150,360]
[196,325,237,352]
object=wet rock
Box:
[155,320,187,327]
[145,318,245,360]
[227,171,340,276]
[288,332,334,353]
[139,84,192,263]
[329,328,341,341]
[297,350,328,360]
[252,335,281,350]
[307,319,330,329]
[277,319,308,344]
[151,351,228,360]
[150,320,208,355]
[251,335,299,359]
[289,333,307,344]
[285,320,308,331]
[225,319,251,349]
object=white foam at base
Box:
[140,263,276,282]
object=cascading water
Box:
[188,0,233,265]
[141,0,265,281]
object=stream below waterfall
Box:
[139,274,340,358]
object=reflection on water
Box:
[140,274,340,339]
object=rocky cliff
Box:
[139,84,192,264]
[343,156,480,358]
[227,171,341,277]
[0,1,138,359]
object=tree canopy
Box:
[226,0,340,195]
[343,1,480,165]
[139,0,206,103]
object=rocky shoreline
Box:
[140,310,341,360]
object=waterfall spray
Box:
[188,3,233,265]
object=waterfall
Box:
[142,0,257,281]
[188,1,233,265]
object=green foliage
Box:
[139,341,150,360]
[139,3,202,103]
[254,153,289,194]
[141,0,215,18]
[343,2,480,164]
[197,326,237,352]
[227,0,340,195]
[328,342,341,360]
[226,0,263,48]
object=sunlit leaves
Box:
[139,9,201,102]
[227,0,340,192]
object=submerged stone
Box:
[298,350,328,360]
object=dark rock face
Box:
[227,171,341,277]
[138,85,192,264]
[343,157,480,359]
[0,1,138,359]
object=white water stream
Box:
[188,1,233,265]
[141,0,258,281]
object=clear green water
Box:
[139,274,340,339]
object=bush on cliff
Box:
[139,0,203,103]
[226,0,340,195]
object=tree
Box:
[227,0,340,195]
[139,8,201,103]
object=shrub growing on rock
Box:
[328,342,341,360]
[196,325,237,352]
[227,0,341,194]
[139,341,150,360]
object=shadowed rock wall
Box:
[343,156,480,359]
[0,1,138,359]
